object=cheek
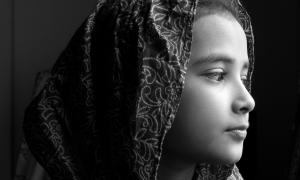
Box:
[178,79,224,138]
[169,78,229,149]
[163,77,243,164]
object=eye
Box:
[205,71,227,82]
[241,75,248,86]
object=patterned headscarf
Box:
[23,0,254,179]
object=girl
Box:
[158,1,255,179]
[23,0,255,179]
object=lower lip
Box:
[226,130,247,141]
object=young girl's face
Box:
[164,14,255,165]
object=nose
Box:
[232,80,255,115]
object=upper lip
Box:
[226,124,249,131]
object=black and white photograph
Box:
[0,0,299,179]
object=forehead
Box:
[190,14,248,68]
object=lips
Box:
[226,124,249,132]
[226,124,249,140]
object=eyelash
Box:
[205,71,248,85]
[206,72,227,82]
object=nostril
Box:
[240,99,255,114]
[239,106,249,114]
[233,98,254,115]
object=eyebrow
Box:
[190,54,249,70]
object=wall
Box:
[0,0,12,179]
[239,0,300,179]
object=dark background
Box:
[0,0,299,179]
[238,0,300,179]
[0,0,98,179]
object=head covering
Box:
[23,0,254,179]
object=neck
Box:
[157,152,196,180]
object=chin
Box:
[220,143,244,164]
[207,143,244,165]
[221,153,242,164]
